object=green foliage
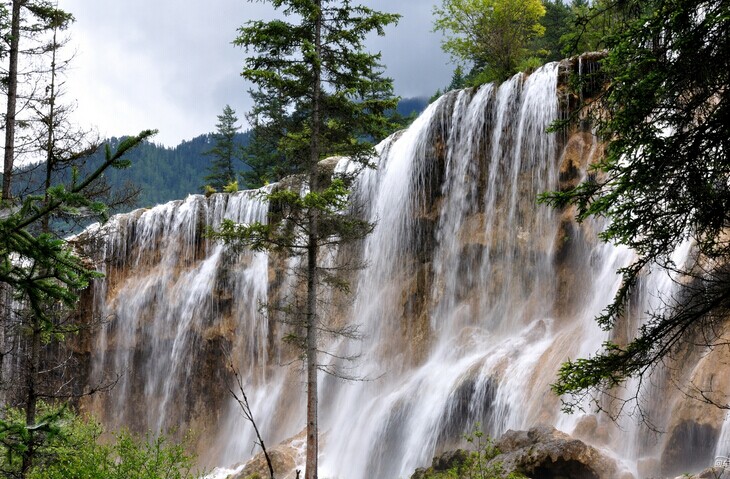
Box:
[229,0,400,281]
[98,133,248,207]
[0,404,197,479]
[11,131,252,216]
[203,105,242,192]
[0,404,68,476]
[385,98,427,133]
[0,130,155,328]
[415,428,526,479]
[223,180,239,194]
[559,0,648,56]
[241,94,426,188]
[232,5,401,476]
[235,1,401,173]
[21,1,74,33]
[541,0,730,413]
[531,0,575,61]
[433,0,546,83]
[203,185,217,198]
[212,178,374,259]
[240,90,294,189]
[460,430,504,479]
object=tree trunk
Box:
[0,0,24,414]
[305,2,322,479]
[21,34,58,472]
[21,319,41,478]
[2,0,24,202]
[42,26,58,232]
[305,229,319,479]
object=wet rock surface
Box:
[230,431,306,479]
[411,426,624,479]
[231,448,298,479]
[410,449,469,479]
[493,426,621,479]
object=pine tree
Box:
[1,1,74,202]
[214,3,400,478]
[203,105,241,192]
[0,130,156,477]
[542,0,730,414]
[240,89,297,189]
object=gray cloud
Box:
[58,0,452,146]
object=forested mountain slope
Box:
[9,98,428,214]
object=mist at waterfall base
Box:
[83,60,728,478]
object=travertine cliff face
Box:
[70,55,730,478]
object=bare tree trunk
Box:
[305,229,319,479]
[0,284,9,403]
[2,0,24,202]
[0,0,25,411]
[42,26,58,232]
[226,352,275,479]
[20,32,58,473]
[305,2,322,479]
[21,319,40,477]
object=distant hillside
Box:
[9,97,428,216]
[109,96,427,208]
[396,97,428,117]
[99,132,251,208]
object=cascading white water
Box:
[89,191,272,435]
[86,59,723,479]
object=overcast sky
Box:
[55,1,453,147]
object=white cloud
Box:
[56,0,451,146]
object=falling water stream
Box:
[85,60,720,478]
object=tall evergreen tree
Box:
[0,130,156,477]
[203,105,241,191]
[215,2,400,478]
[542,0,730,414]
[1,1,73,203]
[240,89,299,189]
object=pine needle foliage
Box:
[540,0,730,414]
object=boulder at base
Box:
[411,425,627,479]
[231,444,300,479]
[493,426,623,479]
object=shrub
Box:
[0,404,199,479]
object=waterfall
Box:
[88,191,272,436]
[84,60,721,478]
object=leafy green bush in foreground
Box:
[0,404,198,479]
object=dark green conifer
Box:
[214,3,401,478]
[203,105,241,192]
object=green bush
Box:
[415,427,527,479]
[223,180,239,194]
[203,184,217,197]
[0,404,198,479]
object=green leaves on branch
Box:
[235,3,398,476]
[0,129,155,331]
[203,105,242,192]
[235,1,400,176]
[433,0,546,84]
[210,178,374,257]
[542,0,730,413]
[0,404,197,479]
